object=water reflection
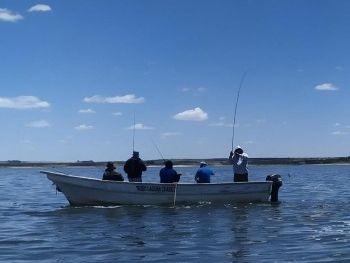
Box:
[2,165,350,262]
[229,204,251,261]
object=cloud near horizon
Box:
[0,8,23,22]
[0,96,50,109]
[75,124,93,130]
[173,107,208,121]
[332,131,349,135]
[26,120,50,128]
[127,123,154,130]
[78,108,96,114]
[161,132,182,139]
[28,4,52,12]
[84,94,145,104]
[314,83,338,91]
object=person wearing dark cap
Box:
[102,162,124,181]
[123,151,147,182]
[229,146,249,182]
[194,161,214,183]
[159,160,181,183]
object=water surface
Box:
[1,165,349,262]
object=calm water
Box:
[1,165,350,262]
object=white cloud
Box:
[335,66,344,71]
[0,96,50,109]
[209,117,231,127]
[84,94,145,104]
[209,121,232,127]
[314,83,338,91]
[75,124,93,130]
[332,131,349,135]
[174,107,208,121]
[113,112,122,116]
[21,139,33,144]
[78,108,95,114]
[28,4,52,12]
[256,119,267,124]
[59,136,73,144]
[181,87,206,93]
[0,8,23,22]
[26,120,50,128]
[127,123,154,130]
[161,132,182,138]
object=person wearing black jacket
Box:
[102,162,124,181]
[123,151,147,182]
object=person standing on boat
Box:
[159,160,181,183]
[195,161,214,183]
[229,146,248,182]
[123,151,147,182]
[102,162,124,181]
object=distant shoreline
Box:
[1,157,350,167]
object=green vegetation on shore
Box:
[1,157,350,167]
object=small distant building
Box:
[7,160,22,164]
[76,160,95,166]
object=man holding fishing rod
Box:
[229,146,249,182]
[124,151,147,182]
[159,160,181,183]
[229,72,249,182]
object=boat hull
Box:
[41,171,273,206]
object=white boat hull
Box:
[41,171,273,206]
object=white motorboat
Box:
[41,171,281,206]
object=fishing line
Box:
[173,182,178,207]
[231,71,248,151]
[132,111,136,152]
[150,137,165,161]
[150,137,178,207]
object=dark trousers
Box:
[128,177,142,182]
[234,173,248,182]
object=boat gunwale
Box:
[40,170,272,186]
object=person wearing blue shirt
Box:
[195,161,214,183]
[159,160,181,183]
[229,146,249,182]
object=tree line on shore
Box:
[1,157,350,167]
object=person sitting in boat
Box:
[195,161,214,183]
[159,160,181,183]
[229,146,248,182]
[123,151,147,182]
[102,162,124,181]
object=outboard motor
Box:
[266,174,282,202]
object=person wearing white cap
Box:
[229,146,249,182]
[194,161,214,183]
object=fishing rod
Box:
[150,137,180,207]
[231,71,248,151]
[132,111,136,152]
[151,138,165,161]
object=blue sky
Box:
[1,0,350,162]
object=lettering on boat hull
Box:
[136,185,175,192]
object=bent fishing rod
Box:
[151,138,165,162]
[231,71,248,151]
